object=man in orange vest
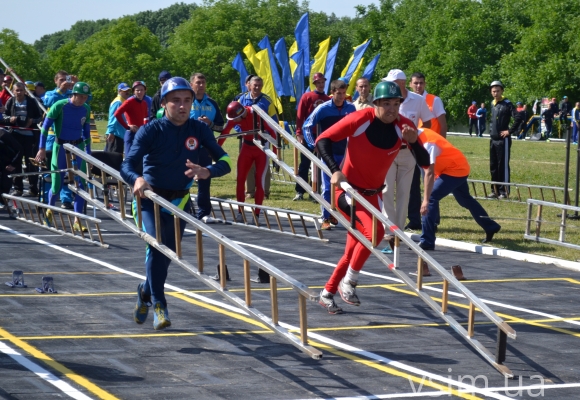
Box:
[417,129,501,250]
[406,72,447,234]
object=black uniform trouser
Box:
[469,119,478,135]
[489,138,511,195]
[12,132,38,193]
[295,149,312,194]
[105,135,125,154]
[407,164,422,227]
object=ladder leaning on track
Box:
[2,193,108,248]
[250,105,518,378]
[62,144,323,360]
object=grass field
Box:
[94,120,580,261]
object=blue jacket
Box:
[476,107,487,120]
[43,88,72,108]
[106,95,127,138]
[190,94,224,131]
[304,99,356,154]
[121,117,231,192]
[238,92,279,123]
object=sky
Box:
[0,0,378,45]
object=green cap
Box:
[156,107,165,119]
[72,82,91,95]
[373,81,403,103]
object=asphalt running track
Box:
[1,207,580,399]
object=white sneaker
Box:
[338,279,360,306]
[235,213,244,223]
[202,216,219,224]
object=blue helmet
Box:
[161,77,193,100]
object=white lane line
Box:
[0,341,93,400]
[0,224,513,399]
[231,241,580,327]
[293,381,580,399]
[278,321,510,400]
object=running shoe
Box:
[235,213,244,223]
[61,202,73,210]
[153,302,171,330]
[134,282,151,324]
[73,222,88,232]
[338,278,360,306]
[320,219,332,230]
[318,290,343,314]
[329,216,339,226]
[292,193,304,201]
[43,209,55,228]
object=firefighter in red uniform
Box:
[315,81,430,314]
[219,102,275,221]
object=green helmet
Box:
[72,81,91,95]
[373,81,403,103]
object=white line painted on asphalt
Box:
[230,239,580,327]
[0,224,516,399]
[0,341,93,400]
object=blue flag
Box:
[354,53,381,100]
[343,39,372,83]
[324,38,340,94]
[258,35,285,97]
[362,53,381,81]
[295,13,310,77]
[291,50,305,105]
[231,52,248,93]
[274,37,295,97]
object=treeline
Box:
[1,0,579,126]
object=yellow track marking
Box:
[311,341,482,399]
[0,326,119,399]
[168,293,480,399]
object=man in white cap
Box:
[381,69,434,251]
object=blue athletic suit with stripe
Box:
[121,117,231,307]
[189,94,224,219]
[304,99,356,219]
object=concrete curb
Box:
[405,232,580,272]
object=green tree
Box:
[46,19,164,112]
[0,29,49,84]
[498,0,580,105]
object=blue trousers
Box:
[573,121,578,143]
[124,129,135,156]
[136,196,188,307]
[196,147,212,219]
[320,154,343,219]
[46,135,73,204]
[420,174,500,247]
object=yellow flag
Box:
[341,39,369,77]
[256,49,283,113]
[243,40,260,72]
[346,57,364,97]
[309,37,330,92]
[289,40,298,77]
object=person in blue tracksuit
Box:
[121,77,231,330]
[304,80,356,230]
[105,82,131,154]
[189,72,224,221]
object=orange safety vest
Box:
[419,93,441,134]
[421,128,470,178]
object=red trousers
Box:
[237,143,268,214]
[325,188,385,293]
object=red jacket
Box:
[467,104,478,119]
[295,90,330,136]
[114,97,148,130]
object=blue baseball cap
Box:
[34,81,45,88]
[472,101,477,105]
[117,82,130,91]
[516,101,522,106]
[158,70,172,81]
